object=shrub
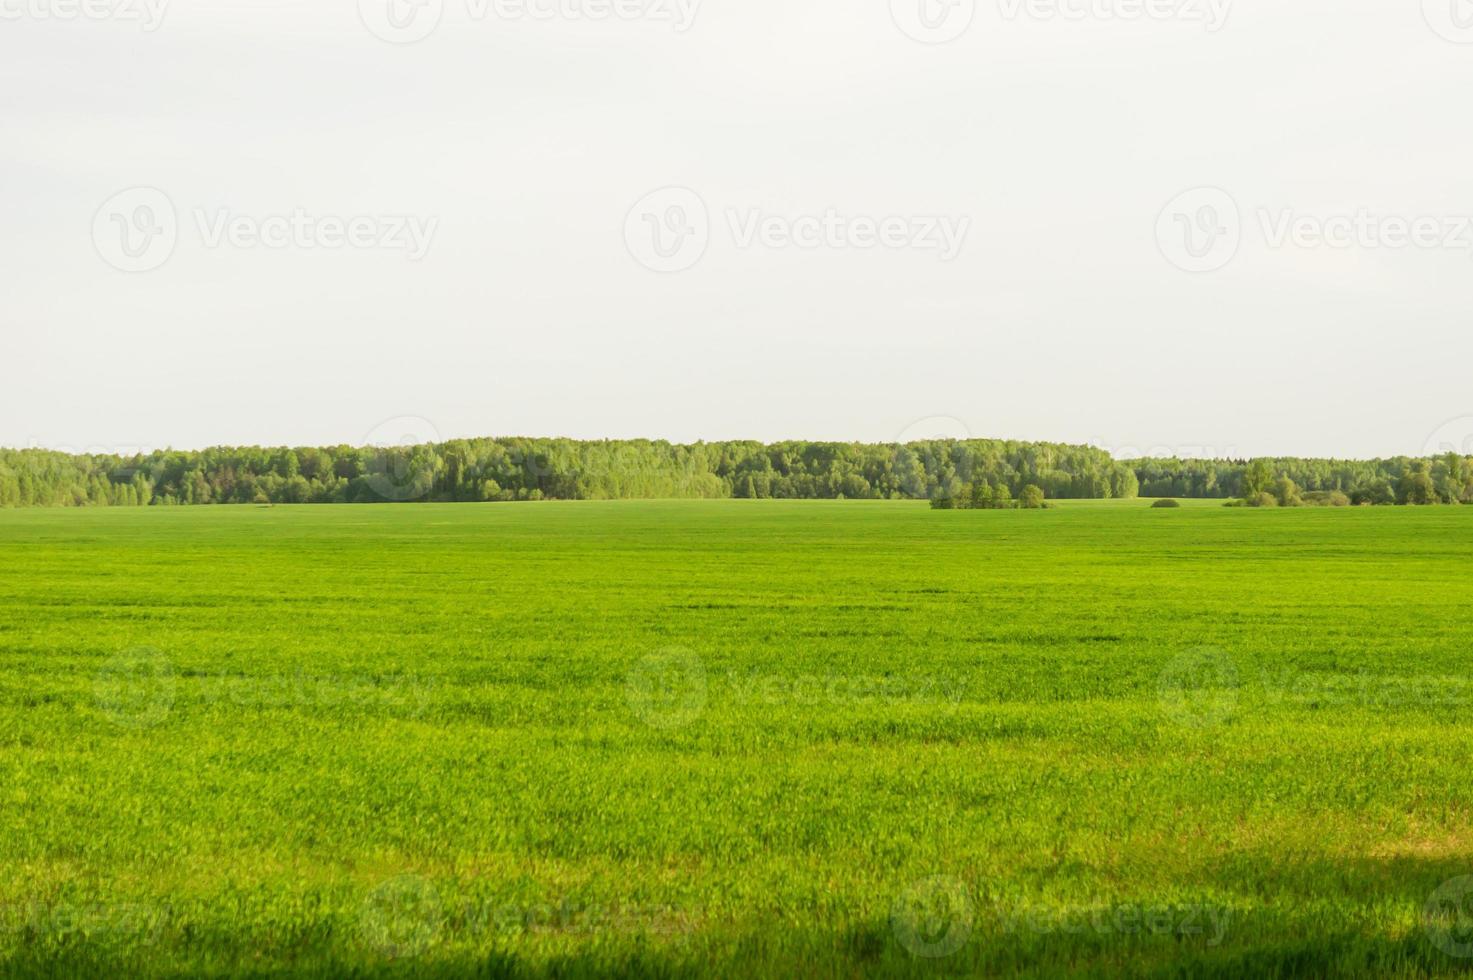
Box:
[1303,490,1351,507]
[1151,499,1181,509]
[1019,485,1047,509]
[1350,479,1395,506]
[1273,476,1303,508]
[1245,492,1279,508]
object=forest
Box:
[0,439,1469,508]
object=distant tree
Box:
[1019,485,1046,509]
[1243,459,1274,498]
[1351,478,1395,506]
[1273,476,1303,508]
[1303,490,1351,507]
[1398,463,1438,506]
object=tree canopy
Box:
[0,439,1467,508]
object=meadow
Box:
[2,500,1473,977]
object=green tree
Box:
[1273,476,1303,508]
[1398,463,1438,506]
[1243,459,1274,498]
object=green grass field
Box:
[4,500,1473,978]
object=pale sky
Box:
[4,0,1472,460]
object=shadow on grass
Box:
[4,854,1473,979]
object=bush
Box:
[1019,485,1047,509]
[1350,479,1395,506]
[1151,499,1181,509]
[1245,492,1279,508]
[1303,490,1351,507]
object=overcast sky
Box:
[4,0,1472,460]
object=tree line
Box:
[0,439,1132,507]
[1222,457,1473,508]
[0,439,1467,508]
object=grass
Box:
[2,500,1473,977]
